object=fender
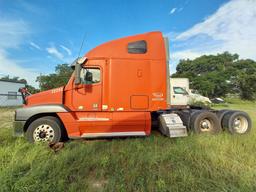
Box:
[15,105,70,121]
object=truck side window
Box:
[128,40,147,54]
[173,87,188,95]
[80,68,100,84]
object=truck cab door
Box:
[171,86,189,106]
[71,61,114,136]
[72,67,102,111]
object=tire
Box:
[25,116,63,143]
[222,111,252,134]
[176,109,199,129]
[190,111,221,134]
[217,110,233,129]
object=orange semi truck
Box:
[14,31,252,142]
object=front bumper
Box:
[13,121,26,137]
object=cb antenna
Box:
[77,32,86,58]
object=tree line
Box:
[37,64,73,91]
[172,52,256,100]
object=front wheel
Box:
[25,116,63,143]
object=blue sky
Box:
[0,0,255,87]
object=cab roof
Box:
[85,31,166,60]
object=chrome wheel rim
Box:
[233,116,248,134]
[199,119,213,132]
[33,124,55,142]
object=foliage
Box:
[0,75,27,84]
[37,64,73,91]
[25,84,40,94]
[172,52,256,100]
[0,102,256,191]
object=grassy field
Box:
[0,100,255,192]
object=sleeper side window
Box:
[128,40,147,54]
[80,68,101,84]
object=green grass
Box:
[0,100,255,192]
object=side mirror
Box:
[85,71,93,82]
[73,57,87,85]
[74,63,82,85]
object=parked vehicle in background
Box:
[170,78,211,107]
[13,31,252,143]
[211,97,225,104]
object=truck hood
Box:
[189,93,212,103]
[25,87,64,106]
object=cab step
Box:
[159,113,188,138]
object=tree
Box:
[172,52,256,100]
[0,75,27,84]
[37,64,73,91]
[234,59,256,100]
[26,85,40,94]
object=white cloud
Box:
[169,8,177,15]
[169,7,184,15]
[30,42,41,50]
[0,50,38,86]
[0,19,39,87]
[60,45,72,56]
[46,46,64,60]
[172,0,256,64]
[0,19,29,49]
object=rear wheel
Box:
[217,109,235,129]
[190,111,221,134]
[217,110,231,122]
[222,111,251,134]
[25,116,62,143]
